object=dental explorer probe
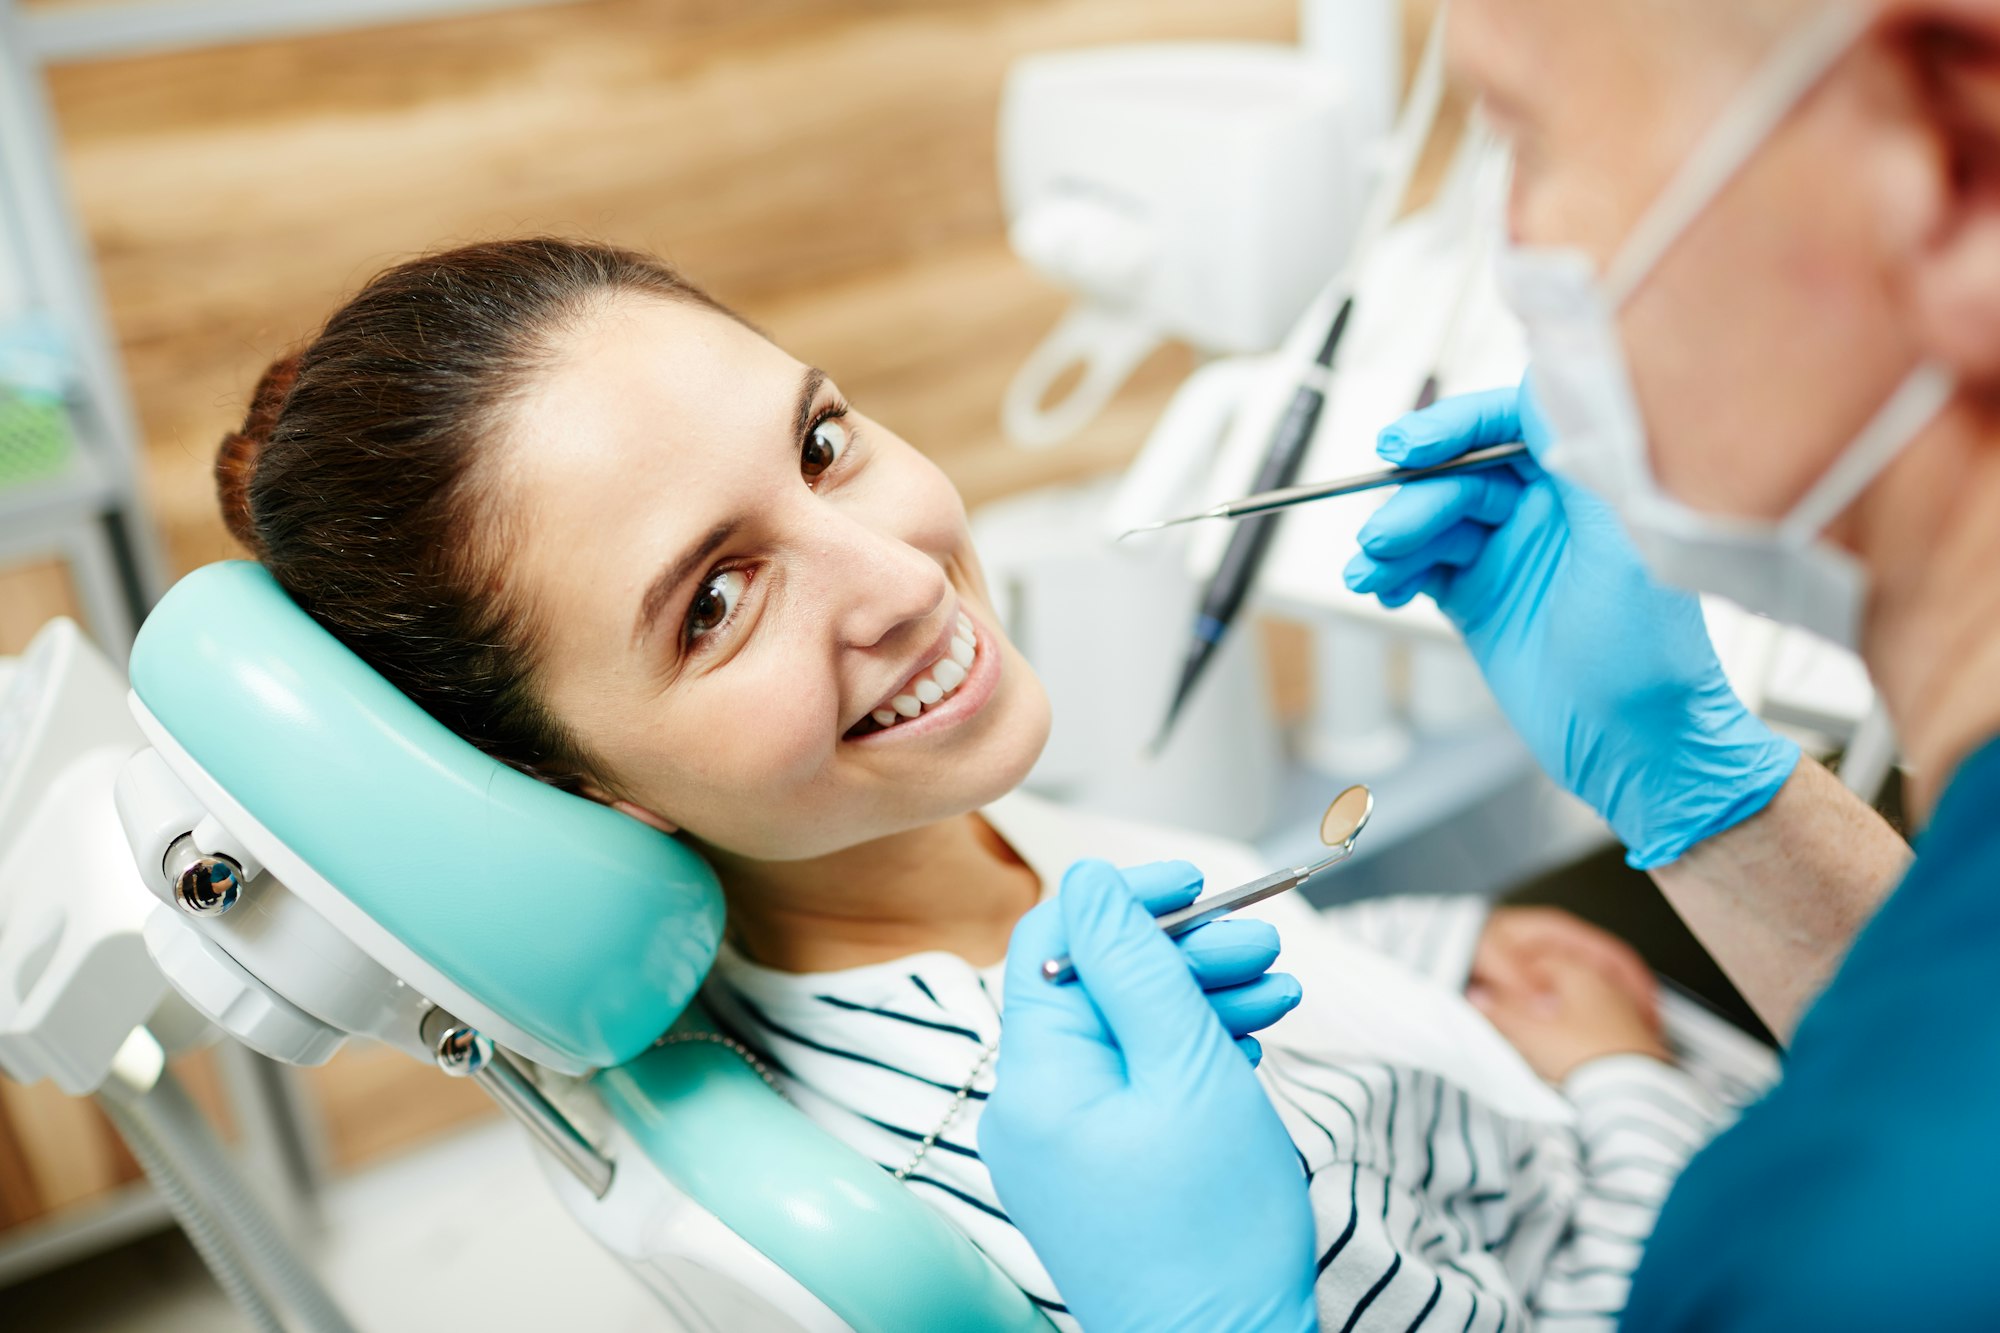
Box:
[1125,132,1518,537]
[1116,442,1528,539]
[1041,785,1374,985]
[1148,8,1452,754]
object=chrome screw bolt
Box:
[165,834,244,917]
[430,1020,492,1078]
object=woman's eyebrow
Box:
[633,520,737,647]
[794,365,828,437]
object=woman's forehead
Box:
[500,296,794,488]
[538,294,791,426]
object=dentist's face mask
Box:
[1496,2,1956,649]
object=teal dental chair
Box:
[114,561,1049,1333]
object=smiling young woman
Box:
[217,238,1054,972]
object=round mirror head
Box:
[1320,785,1374,848]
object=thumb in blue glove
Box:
[1342,376,1799,869]
[981,860,1318,1333]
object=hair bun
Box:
[215,354,300,555]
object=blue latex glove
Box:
[1342,376,1800,869]
[1122,859,1300,1063]
[981,860,1318,1333]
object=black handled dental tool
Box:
[1146,6,1450,754]
[1150,303,1353,752]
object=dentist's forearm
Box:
[1649,757,1910,1042]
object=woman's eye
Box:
[686,569,746,643]
[801,415,849,481]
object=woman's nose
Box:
[816,515,951,651]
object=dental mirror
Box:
[1319,784,1374,850]
[1041,782,1377,984]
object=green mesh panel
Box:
[0,391,71,489]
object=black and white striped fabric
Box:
[703,795,1771,1331]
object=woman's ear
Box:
[611,800,681,836]
[1876,7,2000,382]
[576,779,681,836]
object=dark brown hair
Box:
[216,237,735,789]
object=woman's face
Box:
[494,293,1051,861]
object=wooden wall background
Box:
[46,0,1306,577]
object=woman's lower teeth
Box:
[870,615,977,731]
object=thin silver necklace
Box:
[660,1030,998,1180]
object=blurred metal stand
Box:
[0,0,171,659]
[0,0,604,667]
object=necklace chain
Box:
[889,1038,998,1181]
[657,1029,998,1181]
[659,1031,786,1094]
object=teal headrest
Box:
[130,561,725,1071]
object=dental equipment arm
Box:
[982,861,1319,1333]
[1343,380,1910,1039]
[0,619,358,1333]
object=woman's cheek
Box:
[654,655,832,785]
[718,668,835,780]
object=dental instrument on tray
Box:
[1041,785,1373,984]
[1117,442,1528,538]
[1150,6,1452,753]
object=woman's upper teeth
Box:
[869,613,978,730]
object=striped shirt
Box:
[705,794,1774,1331]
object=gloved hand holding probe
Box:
[1343,377,1800,869]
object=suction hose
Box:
[97,1059,357,1333]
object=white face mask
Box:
[1495,1,1956,649]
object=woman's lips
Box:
[844,608,999,745]
[857,607,975,723]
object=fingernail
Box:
[1377,430,1411,464]
[1344,552,1392,588]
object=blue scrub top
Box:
[1625,734,2000,1330]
